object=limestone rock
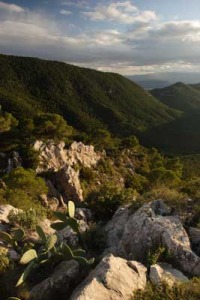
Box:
[105,200,200,276]
[70,254,147,300]
[150,263,188,286]
[34,140,100,173]
[30,260,79,300]
[56,165,83,201]
[0,205,19,223]
[105,206,129,255]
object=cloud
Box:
[0,1,24,13]
[1,1,200,75]
[60,9,72,16]
[82,1,157,24]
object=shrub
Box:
[86,185,134,221]
[8,207,46,230]
[0,247,10,275]
[133,278,200,300]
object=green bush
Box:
[0,247,10,275]
[133,278,200,300]
[8,208,46,230]
[86,185,134,221]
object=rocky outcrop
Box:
[56,166,83,201]
[0,204,20,223]
[34,140,101,173]
[105,200,200,276]
[30,260,79,300]
[34,140,101,202]
[70,254,147,300]
[150,263,188,286]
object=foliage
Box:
[0,110,18,134]
[133,278,200,300]
[33,113,73,140]
[0,246,10,275]
[0,54,179,142]
[86,185,135,221]
[8,208,46,231]
[0,168,48,214]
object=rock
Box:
[56,165,83,202]
[39,219,55,236]
[188,227,200,256]
[30,260,79,300]
[105,206,129,255]
[0,205,19,223]
[48,197,59,211]
[76,208,93,223]
[8,249,20,261]
[150,263,189,286]
[6,151,22,173]
[105,200,200,276]
[34,140,101,173]
[56,226,79,248]
[67,142,101,168]
[70,254,147,300]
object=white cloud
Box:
[0,1,24,13]
[82,1,157,24]
[60,9,72,16]
[1,2,200,75]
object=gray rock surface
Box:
[188,227,200,256]
[70,254,147,300]
[105,200,200,276]
[56,165,83,201]
[150,263,188,286]
[30,260,79,300]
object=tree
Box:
[33,113,73,140]
[0,106,18,134]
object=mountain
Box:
[128,72,200,89]
[0,54,179,137]
[151,82,200,112]
[140,82,200,153]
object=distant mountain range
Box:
[128,72,200,89]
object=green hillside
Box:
[0,54,179,137]
[151,82,200,112]
[142,82,200,153]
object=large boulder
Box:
[150,263,188,286]
[105,200,200,276]
[70,254,147,300]
[30,260,79,300]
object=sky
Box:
[1,0,200,75]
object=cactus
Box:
[0,228,25,250]
[15,200,94,287]
[36,225,47,243]
[51,201,79,233]
[20,249,37,265]
[46,235,57,252]
[68,200,75,218]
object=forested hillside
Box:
[0,54,179,137]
